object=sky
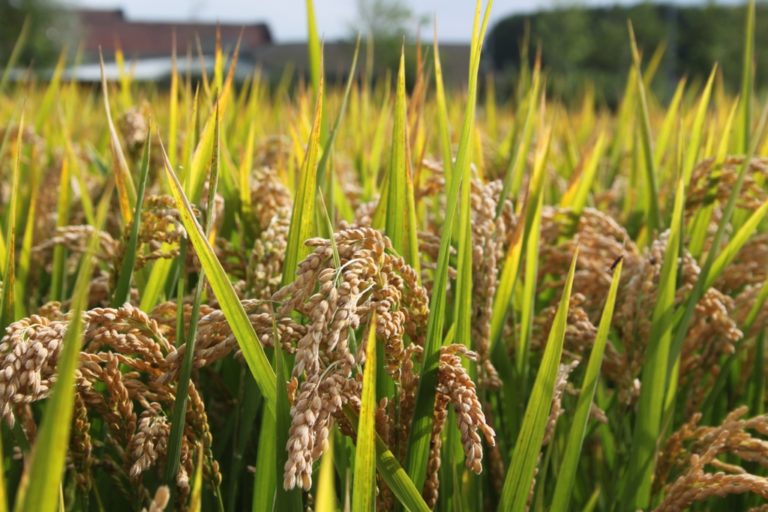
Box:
[62,0,742,42]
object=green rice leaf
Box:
[343,403,431,512]
[628,22,660,236]
[165,109,220,486]
[0,115,22,332]
[377,47,419,272]
[683,66,717,184]
[706,197,768,290]
[375,438,430,512]
[159,137,277,416]
[187,36,241,201]
[516,192,543,374]
[667,96,768,401]
[0,17,29,92]
[282,71,324,286]
[352,318,378,512]
[550,258,623,510]
[560,132,605,217]
[111,127,151,307]
[498,248,580,511]
[407,0,494,491]
[498,58,540,215]
[0,426,6,512]
[433,24,453,178]
[274,312,303,509]
[315,431,337,512]
[13,188,111,512]
[252,411,277,512]
[113,46,133,111]
[189,450,204,512]
[305,0,322,98]
[168,36,180,168]
[654,77,686,169]
[623,178,685,509]
[49,157,70,302]
[34,50,66,131]
[739,0,756,154]
[490,129,551,349]
[317,36,360,233]
[99,51,137,225]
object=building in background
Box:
[44,8,471,87]
[74,8,272,59]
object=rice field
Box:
[1,0,768,510]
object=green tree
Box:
[0,0,71,68]
[353,0,415,40]
[350,0,427,81]
[487,3,768,106]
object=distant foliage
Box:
[0,0,72,68]
[487,3,768,105]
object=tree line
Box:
[486,2,768,106]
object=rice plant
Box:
[1,0,768,510]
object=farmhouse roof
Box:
[73,8,272,59]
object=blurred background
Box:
[0,0,765,105]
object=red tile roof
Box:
[74,9,272,59]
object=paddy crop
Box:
[1,0,768,510]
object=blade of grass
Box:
[113,45,133,111]
[0,116,23,331]
[628,22,660,237]
[282,72,324,286]
[187,36,241,201]
[559,132,605,217]
[239,123,256,231]
[654,77,686,169]
[667,79,768,393]
[498,248,580,511]
[739,0,756,155]
[169,34,180,168]
[165,110,220,486]
[317,36,360,233]
[706,197,768,291]
[433,22,452,179]
[0,112,24,332]
[623,178,685,509]
[252,412,277,512]
[497,56,540,215]
[305,0,322,98]
[225,371,260,512]
[352,318,378,512]
[490,129,551,349]
[407,0,494,491]
[189,449,204,512]
[15,141,39,318]
[159,136,277,415]
[550,258,623,510]
[214,27,224,95]
[273,309,303,509]
[516,192,543,375]
[687,97,738,257]
[0,17,29,92]
[342,406,431,512]
[683,66,717,185]
[0,426,5,512]
[99,50,137,225]
[111,127,151,307]
[0,126,13,266]
[13,187,111,512]
[380,47,419,269]
[34,50,66,131]
[315,431,337,512]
